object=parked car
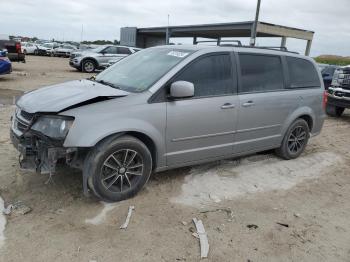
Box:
[321,65,339,89]
[0,50,12,75]
[35,42,58,56]
[69,45,141,72]
[0,36,25,62]
[10,45,325,202]
[21,42,38,55]
[325,65,350,117]
[53,44,77,57]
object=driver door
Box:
[166,53,238,166]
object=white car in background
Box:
[35,42,58,56]
[53,44,77,57]
[21,42,37,55]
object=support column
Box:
[165,28,171,45]
[217,37,221,45]
[193,36,197,45]
[305,40,312,56]
[281,36,287,48]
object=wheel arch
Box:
[91,131,158,170]
[282,107,316,137]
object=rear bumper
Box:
[7,53,25,62]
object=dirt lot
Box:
[0,56,350,262]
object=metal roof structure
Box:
[120,21,314,55]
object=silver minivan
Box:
[10,45,326,202]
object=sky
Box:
[1,0,349,56]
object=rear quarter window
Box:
[286,57,320,88]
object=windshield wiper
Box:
[95,79,120,89]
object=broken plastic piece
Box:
[192,218,209,258]
[120,206,135,229]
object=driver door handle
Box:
[221,103,235,109]
[242,101,255,107]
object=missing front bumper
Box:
[10,129,72,174]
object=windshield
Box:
[95,48,195,93]
[43,43,53,48]
[91,46,107,53]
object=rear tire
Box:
[84,135,152,202]
[326,104,344,117]
[82,59,96,73]
[276,119,309,160]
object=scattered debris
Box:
[120,206,135,229]
[276,222,289,228]
[0,196,6,249]
[199,207,234,219]
[192,218,209,259]
[188,226,195,233]
[192,232,199,239]
[216,224,225,233]
[181,221,188,226]
[247,224,258,229]
[209,194,221,203]
[3,201,32,216]
[294,213,301,218]
[3,205,13,215]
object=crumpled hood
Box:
[17,79,129,113]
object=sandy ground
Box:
[0,56,350,262]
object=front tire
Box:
[326,104,344,117]
[85,135,152,202]
[82,59,96,73]
[276,119,309,160]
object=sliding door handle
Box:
[242,101,255,107]
[221,103,235,109]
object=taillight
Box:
[15,43,21,53]
[322,91,328,109]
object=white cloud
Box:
[1,0,349,56]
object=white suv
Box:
[69,45,141,73]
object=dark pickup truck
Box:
[326,65,350,117]
[0,39,25,62]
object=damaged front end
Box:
[10,107,77,176]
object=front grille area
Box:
[20,110,34,122]
[15,118,29,133]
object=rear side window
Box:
[104,46,118,54]
[173,54,234,97]
[286,57,320,88]
[117,47,132,55]
[239,54,284,93]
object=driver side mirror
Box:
[169,81,194,98]
[100,50,106,55]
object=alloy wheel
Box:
[287,126,307,154]
[100,149,144,193]
[84,61,95,72]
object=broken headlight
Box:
[31,116,74,139]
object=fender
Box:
[281,106,315,137]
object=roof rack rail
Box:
[195,40,242,46]
[194,40,299,54]
[240,45,299,54]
